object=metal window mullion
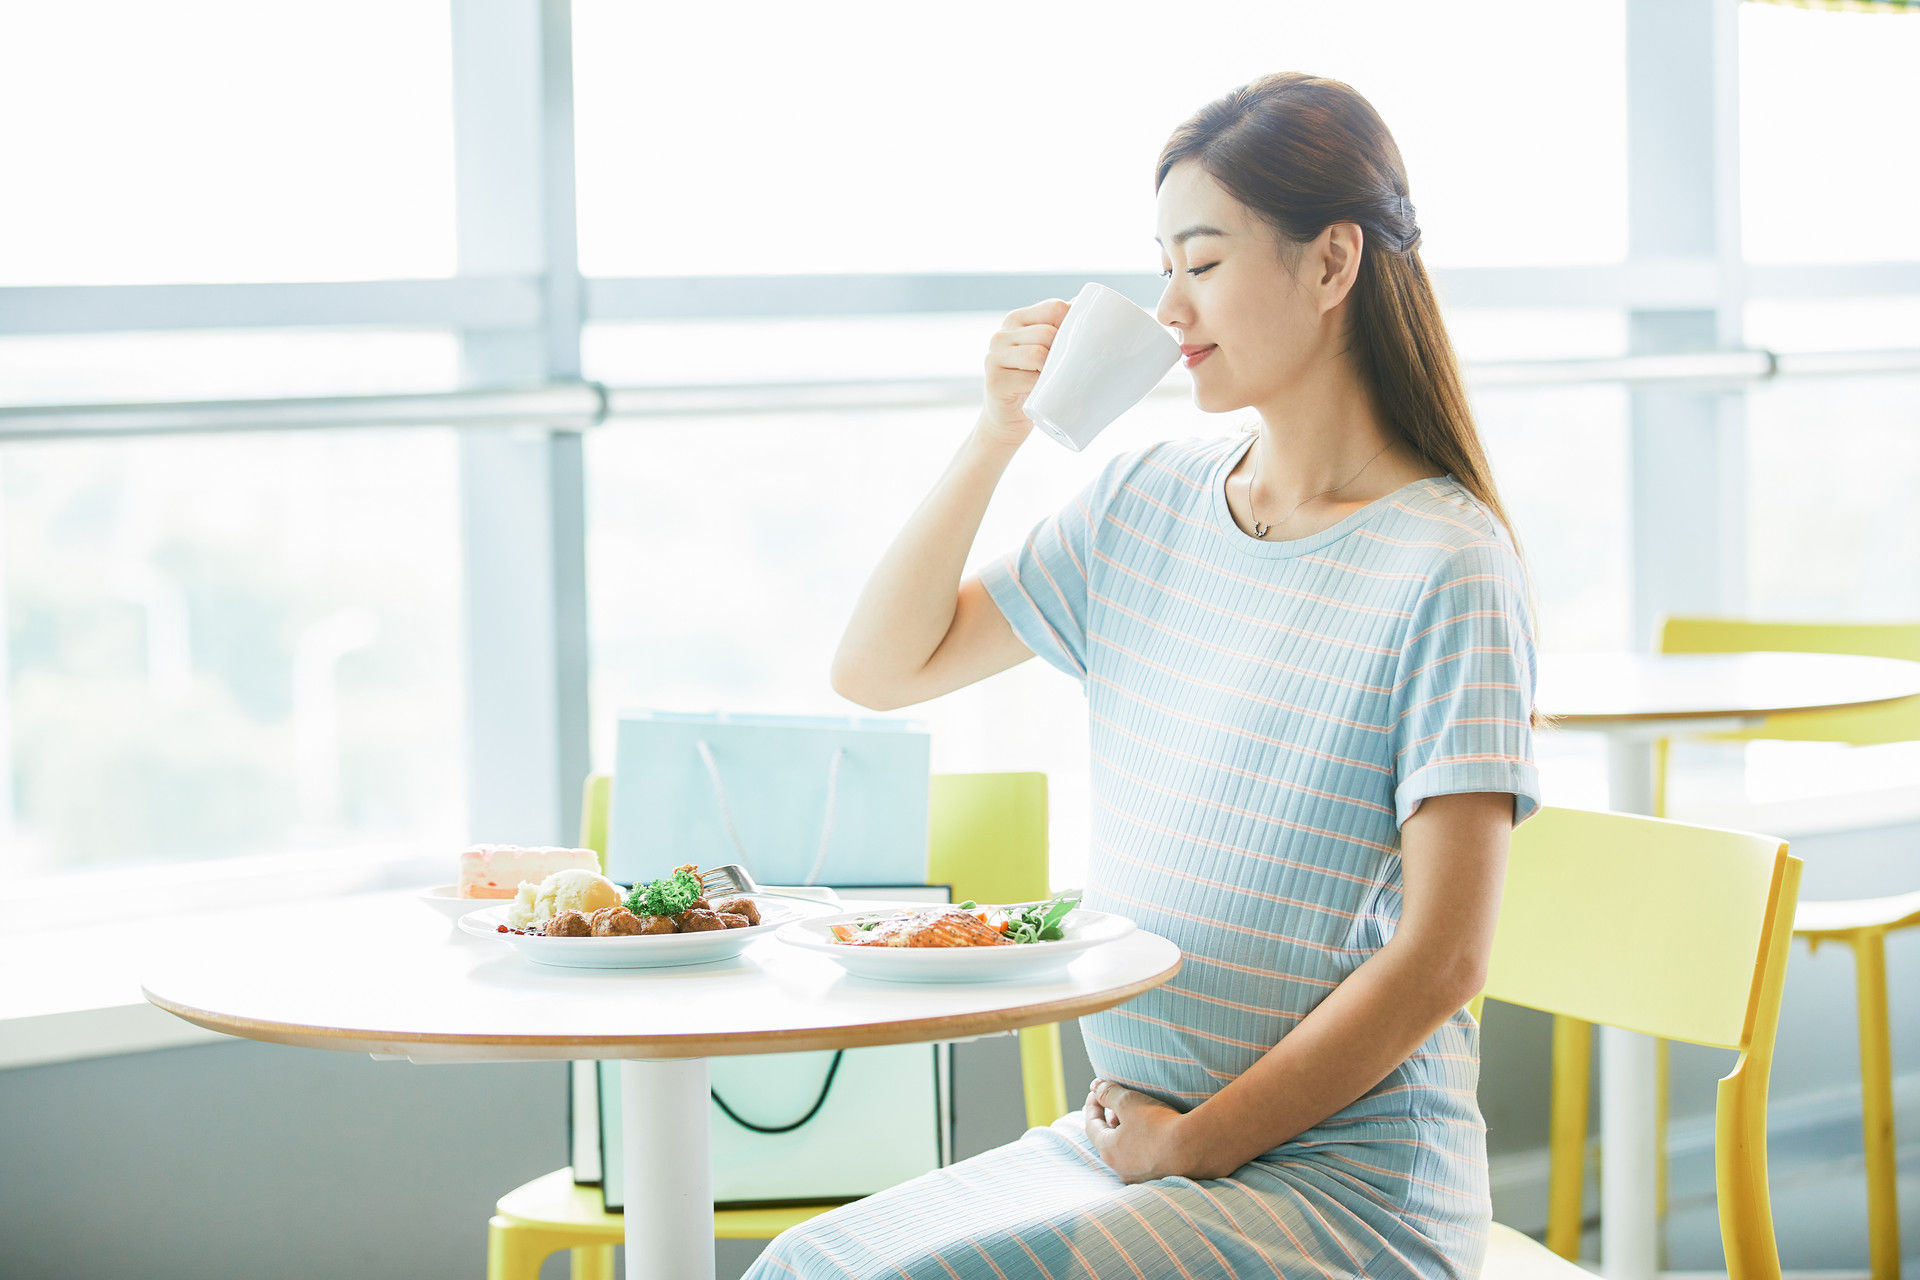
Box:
[449,0,589,848]
[580,264,1738,320]
[10,344,1920,443]
[1624,0,1749,655]
[9,261,1920,339]
[0,278,541,336]
[1748,261,1920,298]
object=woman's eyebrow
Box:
[1154,225,1229,248]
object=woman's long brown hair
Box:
[1157,72,1555,732]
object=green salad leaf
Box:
[1004,891,1081,944]
[623,865,702,918]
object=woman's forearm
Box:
[829,412,1022,704]
[1173,938,1478,1179]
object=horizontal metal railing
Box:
[1,347,1917,444]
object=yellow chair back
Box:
[926,771,1051,906]
[1466,805,1802,1280]
[926,771,1065,1128]
[580,773,611,874]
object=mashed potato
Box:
[507,868,623,929]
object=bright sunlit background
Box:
[1,0,1917,894]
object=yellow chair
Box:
[1471,805,1802,1280]
[486,770,1069,1280]
[1544,618,1920,1280]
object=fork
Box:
[698,864,841,910]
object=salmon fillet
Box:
[850,908,1013,948]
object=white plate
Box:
[775,903,1135,983]
[457,896,808,969]
[417,884,516,920]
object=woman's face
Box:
[1154,160,1350,415]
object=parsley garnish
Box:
[623,864,702,918]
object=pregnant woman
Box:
[765,71,1547,1280]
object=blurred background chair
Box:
[1544,618,1920,1280]
[485,769,1068,1280]
[1472,805,1802,1280]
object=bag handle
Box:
[710,1051,845,1135]
[694,739,849,886]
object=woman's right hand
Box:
[978,297,1072,448]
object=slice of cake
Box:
[458,844,601,898]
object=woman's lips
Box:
[1183,345,1216,368]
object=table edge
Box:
[139,953,1183,1060]
[1545,688,1920,726]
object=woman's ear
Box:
[1314,222,1365,313]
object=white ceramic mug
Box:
[1022,282,1183,451]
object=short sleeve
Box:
[978,448,1136,686]
[1389,540,1543,830]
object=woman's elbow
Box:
[1446,953,1491,1009]
[1401,939,1488,1010]
[829,662,901,712]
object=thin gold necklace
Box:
[1247,436,1392,538]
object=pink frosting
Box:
[457,844,600,898]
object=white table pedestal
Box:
[624,1058,716,1280]
[1602,735,1662,1280]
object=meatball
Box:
[631,913,677,936]
[588,907,646,936]
[715,912,751,929]
[673,908,726,933]
[541,910,591,937]
[713,897,760,926]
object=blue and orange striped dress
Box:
[749,429,1542,1279]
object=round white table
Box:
[1535,651,1920,1280]
[143,891,1182,1280]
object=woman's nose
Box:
[1155,289,1185,332]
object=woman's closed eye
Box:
[1158,263,1215,279]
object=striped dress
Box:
[748,430,1541,1280]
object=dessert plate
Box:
[417,884,499,921]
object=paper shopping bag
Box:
[607,710,930,887]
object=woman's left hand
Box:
[1083,1078,1202,1183]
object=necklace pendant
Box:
[1252,520,1270,537]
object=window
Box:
[1740,4,1920,265]
[1727,297,1920,810]
[586,400,1154,891]
[0,329,462,405]
[3,429,465,883]
[583,309,1631,887]
[572,0,1626,277]
[0,1,456,286]
[582,314,999,386]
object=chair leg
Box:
[488,1215,564,1280]
[1849,930,1901,1280]
[571,1244,617,1280]
[1547,1013,1592,1260]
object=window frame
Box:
[3,0,1919,898]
